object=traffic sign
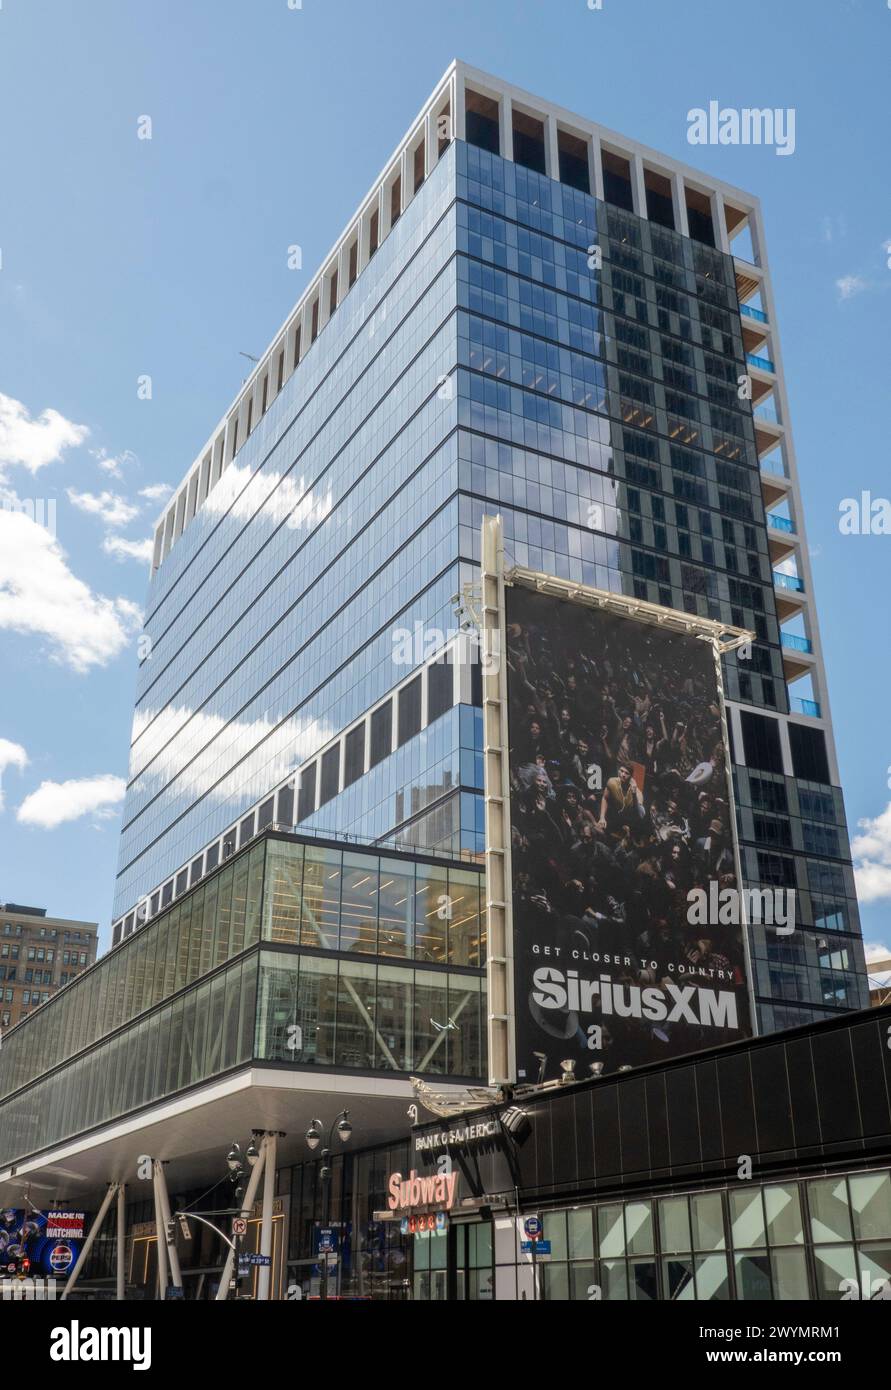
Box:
[248,1254,271,1266]
[232,1217,248,1236]
[523,1216,543,1240]
[521,1240,551,1256]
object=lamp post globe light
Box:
[306,1111,352,1300]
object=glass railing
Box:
[791,697,821,717]
[768,514,794,533]
[781,632,813,653]
[740,303,768,324]
[759,455,789,478]
[774,572,804,592]
[747,352,776,373]
[754,402,780,424]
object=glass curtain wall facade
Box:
[111,74,863,1035]
[0,832,485,1170]
[450,136,864,1029]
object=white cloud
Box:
[139,483,173,503]
[67,488,140,529]
[864,941,891,967]
[852,802,891,903]
[0,505,142,671]
[836,274,867,302]
[0,392,88,476]
[92,447,138,480]
[17,773,125,829]
[103,534,153,564]
[0,738,28,811]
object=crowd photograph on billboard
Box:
[505,582,753,1081]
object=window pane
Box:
[809,1178,853,1244]
[338,854,378,954]
[659,1197,691,1255]
[813,1244,857,1300]
[543,1211,568,1261]
[691,1193,725,1251]
[730,1189,765,1247]
[377,859,414,958]
[413,969,449,1074]
[625,1202,654,1255]
[372,965,411,1070]
[414,864,449,963]
[570,1261,597,1301]
[265,841,303,944]
[849,1173,891,1240]
[568,1208,594,1261]
[600,1259,628,1300]
[764,1184,804,1245]
[598,1205,626,1258]
[297,956,337,1065]
[447,869,482,966]
[444,973,478,1078]
[663,1256,695,1300]
[628,1259,657,1301]
[734,1250,771,1300]
[541,1263,569,1301]
[695,1253,730,1300]
[771,1248,809,1300]
[299,847,341,949]
[334,959,376,1069]
[856,1242,891,1299]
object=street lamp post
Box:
[306,1111,352,1300]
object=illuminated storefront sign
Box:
[387,1169,459,1213]
[414,1121,499,1153]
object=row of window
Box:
[113,651,459,947]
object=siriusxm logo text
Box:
[532,967,739,1029]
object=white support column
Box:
[152,1162,168,1299]
[400,144,412,212]
[61,1182,118,1300]
[588,137,604,201]
[631,154,649,221]
[671,172,690,237]
[154,1159,183,1293]
[358,201,373,275]
[425,110,436,177]
[453,69,466,142]
[215,1137,268,1300]
[545,115,560,182]
[379,176,393,241]
[257,1132,277,1300]
[710,189,730,254]
[116,1183,126,1301]
[777,715,794,778]
[499,92,513,162]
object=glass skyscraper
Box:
[115,60,867,1038]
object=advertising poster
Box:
[505,582,753,1081]
[0,1208,86,1278]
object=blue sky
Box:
[0,0,889,963]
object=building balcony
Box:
[773,570,806,621]
[768,514,794,533]
[740,303,768,324]
[746,352,776,374]
[781,632,812,653]
[781,631,815,682]
[791,696,821,718]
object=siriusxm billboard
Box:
[504,582,753,1082]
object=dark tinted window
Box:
[789,722,831,785]
[276,784,294,826]
[240,814,255,846]
[319,745,340,807]
[369,701,392,768]
[427,656,453,725]
[258,797,274,831]
[344,725,365,788]
[298,763,317,822]
[398,675,423,747]
[741,710,783,774]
